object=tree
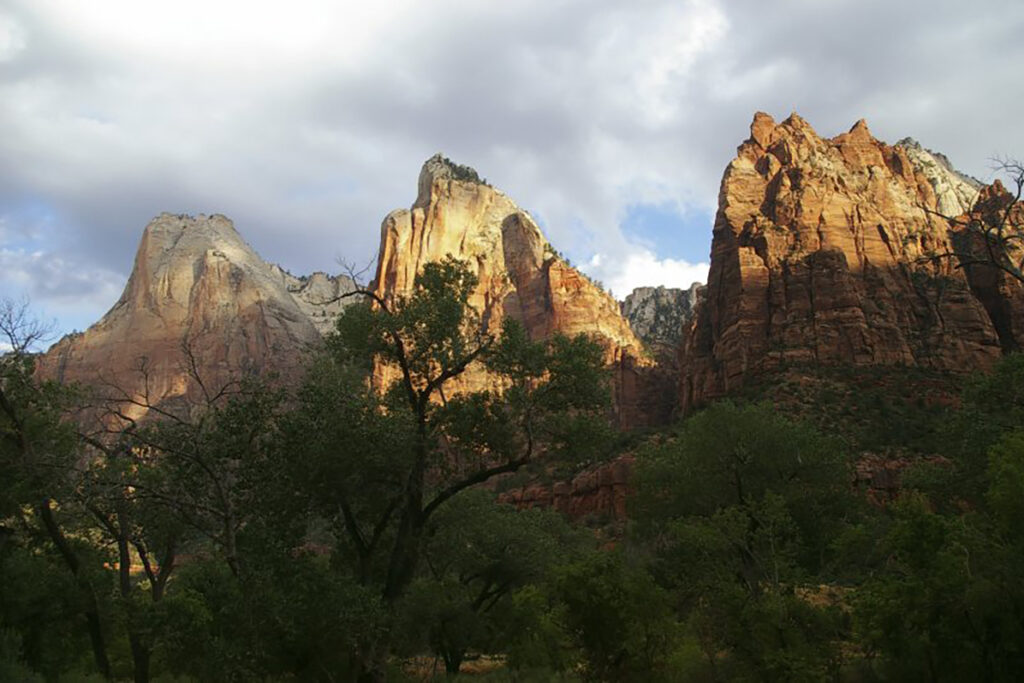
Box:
[0,298,115,679]
[923,159,1024,285]
[555,550,678,681]
[283,256,610,679]
[852,485,1024,682]
[74,438,183,683]
[631,402,856,681]
[397,491,587,676]
[859,360,1024,681]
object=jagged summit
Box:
[896,137,984,191]
[38,213,353,419]
[680,111,1024,411]
[621,284,703,349]
[415,154,490,207]
[376,155,672,427]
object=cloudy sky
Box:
[2,0,1023,339]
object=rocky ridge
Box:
[39,213,353,420]
[680,112,1024,412]
[373,154,671,428]
[621,283,703,350]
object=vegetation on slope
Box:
[3,270,1024,681]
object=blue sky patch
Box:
[621,202,713,264]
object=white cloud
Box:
[2,0,1024,338]
[0,247,124,332]
[0,11,26,62]
[585,249,708,300]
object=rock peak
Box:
[749,111,777,147]
[416,154,489,207]
[681,112,1021,412]
[420,153,485,183]
[846,117,874,141]
[376,157,669,428]
[781,111,811,130]
[895,138,983,190]
[38,214,354,420]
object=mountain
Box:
[372,154,672,427]
[680,112,1024,412]
[38,213,353,421]
[621,283,703,350]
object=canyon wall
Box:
[372,155,672,428]
[680,112,1024,412]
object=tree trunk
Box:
[116,509,151,683]
[129,635,151,683]
[443,650,464,677]
[355,646,389,683]
[37,499,112,680]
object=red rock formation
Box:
[373,155,670,428]
[680,112,1024,412]
[497,455,635,522]
[38,213,351,421]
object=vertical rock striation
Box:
[680,112,1024,412]
[372,154,669,428]
[621,283,703,350]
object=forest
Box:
[3,257,1024,682]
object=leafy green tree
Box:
[852,495,1016,681]
[397,491,587,676]
[0,298,115,679]
[904,353,1024,517]
[70,345,287,682]
[555,550,678,681]
[72,438,183,683]
[632,402,855,681]
[280,256,610,679]
[105,366,284,581]
[849,354,1024,682]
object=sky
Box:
[2,0,1024,340]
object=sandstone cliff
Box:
[680,112,1024,412]
[39,213,353,421]
[373,155,670,428]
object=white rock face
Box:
[274,268,356,336]
[897,138,981,218]
[621,283,703,349]
[39,213,355,419]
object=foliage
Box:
[555,550,679,681]
[632,402,855,681]
[438,155,489,186]
[272,257,611,678]
[6,293,1024,681]
[396,492,588,675]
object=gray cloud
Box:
[2,0,1023,337]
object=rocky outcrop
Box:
[621,283,703,349]
[38,213,353,421]
[277,268,356,336]
[680,112,1024,412]
[373,155,670,428]
[497,455,634,522]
